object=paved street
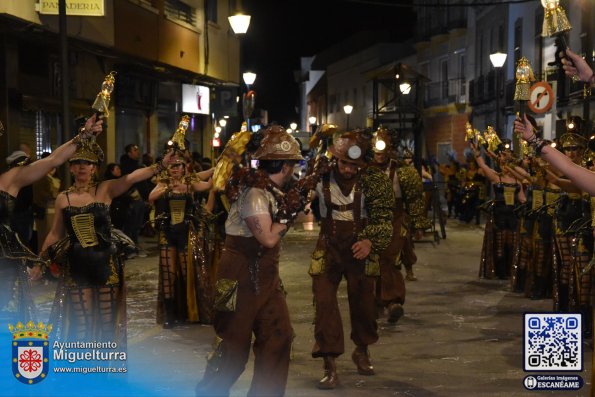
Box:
[15,220,593,396]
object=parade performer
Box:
[369,127,431,325]
[472,139,526,280]
[459,154,486,225]
[149,139,214,327]
[197,125,302,397]
[540,130,591,320]
[1,116,103,323]
[39,137,172,345]
[308,129,393,389]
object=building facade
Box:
[0,0,241,168]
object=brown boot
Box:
[317,356,338,389]
[387,302,404,324]
[352,346,375,375]
[405,268,418,281]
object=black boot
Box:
[581,305,593,339]
[531,276,545,300]
[163,299,175,329]
[514,268,526,293]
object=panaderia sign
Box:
[38,0,104,16]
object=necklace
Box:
[69,183,96,193]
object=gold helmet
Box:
[329,129,369,166]
[252,125,303,160]
[371,126,391,154]
[559,132,587,150]
[70,139,103,164]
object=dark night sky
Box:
[240,0,417,126]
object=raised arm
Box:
[0,115,103,195]
[471,144,500,184]
[105,151,173,200]
[515,115,595,195]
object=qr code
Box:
[524,313,582,371]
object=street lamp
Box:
[290,122,298,131]
[219,119,227,127]
[309,116,317,134]
[490,51,507,135]
[343,105,353,129]
[399,82,412,95]
[228,14,251,34]
[243,72,256,87]
[229,7,251,131]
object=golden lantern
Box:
[168,115,191,152]
[483,126,502,153]
[514,57,535,101]
[91,71,116,116]
[541,0,571,37]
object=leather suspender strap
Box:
[322,174,333,221]
[353,178,362,234]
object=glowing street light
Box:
[290,122,298,131]
[243,72,256,86]
[228,14,251,34]
[399,82,412,95]
[490,51,508,134]
[343,105,353,129]
[219,119,227,127]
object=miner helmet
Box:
[371,126,391,154]
[251,125,303,160]
[329,129,369,167]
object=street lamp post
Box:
[242,72,256,130]
[343,105,353,129]
[309,116,317,135]
[229,9,251,131]
[490,52,507,135]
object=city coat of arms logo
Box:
[9,321,52,384]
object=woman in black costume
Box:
[149,154,214,328]
[1,116,103,323]
[472,140,526,280]
[38,139,172,344]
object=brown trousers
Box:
[200,235,293,397]
[377,210,407,306]
[312,220,379,358]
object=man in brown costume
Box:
[197,125,302,397]
[369,127,431,324]
[308,129,394,389]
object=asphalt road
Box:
[19,219,593,397]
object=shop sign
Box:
[182,84,210,115]
[38,0,105,16]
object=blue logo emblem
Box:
[9,321,52,384]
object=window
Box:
[458,52,466,101]
[165,0,197,26]
[206,0,217,24]
[329,94,337,113]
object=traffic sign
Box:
[527,81,554,114]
